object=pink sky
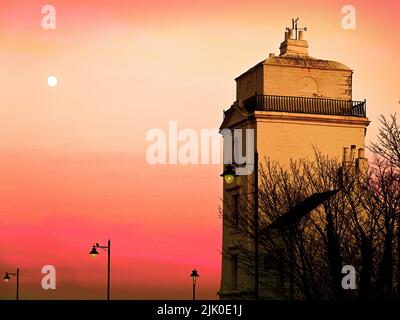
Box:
[0,0,399,299]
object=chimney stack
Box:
[342,145,368,184]
[279,19,309,56]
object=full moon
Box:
[47,75,58,87]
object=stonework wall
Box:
[236,66,263,101]
[263,65,352,100]
[255,113,367,166]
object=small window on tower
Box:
[231,254,238,289]
[233,194,239,228]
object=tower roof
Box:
[236,19,351,81]
[235,55,351,81]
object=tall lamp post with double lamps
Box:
[3,269,20,300]
[190,269,199,300]
[89,240,111,300]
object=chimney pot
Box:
[284,31,289,41]
[350,145,356,161]
[358,148,365,159]
[343,147,350,162]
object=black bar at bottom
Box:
[0,300,397,319]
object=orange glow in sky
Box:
[0,0,399,299]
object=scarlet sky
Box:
[0,0,399,299]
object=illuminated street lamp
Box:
[3,273,10,282]
[89,240,111,300]
[3,269,20,300]
[220,164,236,184]
[89,245,99,258]
[190,269,199,300]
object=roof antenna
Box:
[286,18,308,40]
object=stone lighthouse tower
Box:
[218,20,369,299]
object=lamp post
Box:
[221,151,259,300]
[3,269,20,300]
[89,239,111,300]
[190,269,199,300]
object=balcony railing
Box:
[242,94,366,117]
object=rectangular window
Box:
[231,254,238,289]
[233,194,239,228]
